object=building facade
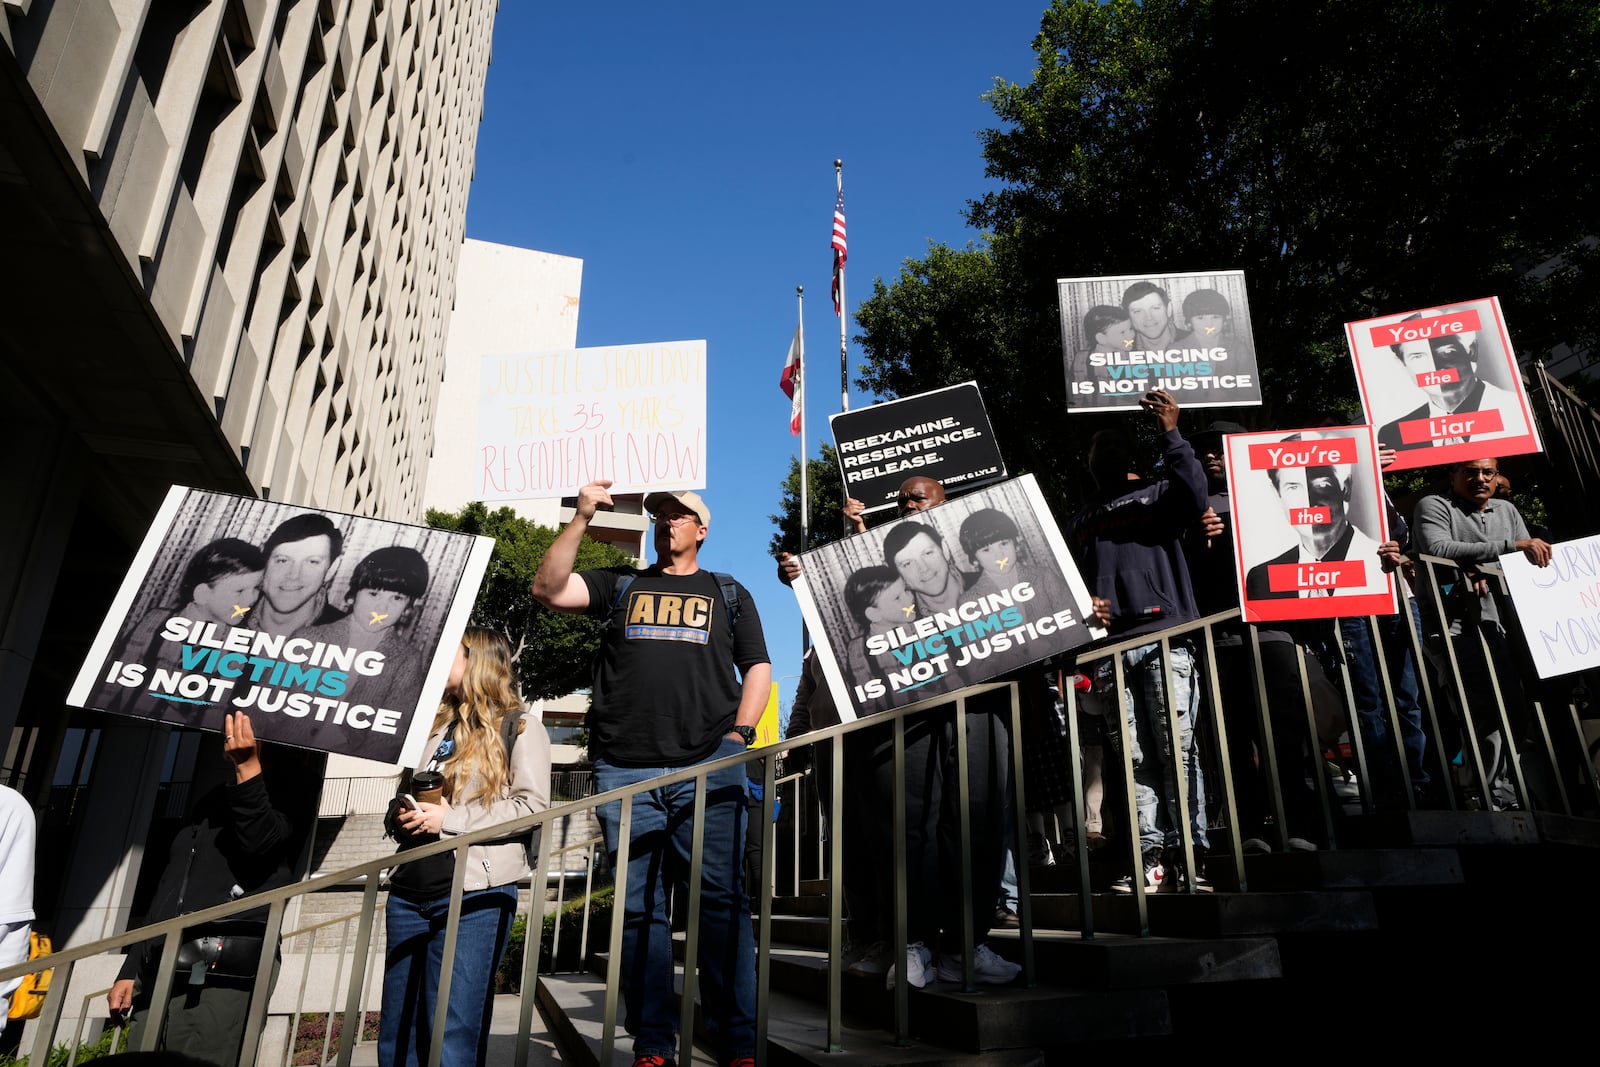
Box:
[0,0,498,949]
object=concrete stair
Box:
[529,809,1600,1063]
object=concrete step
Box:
[336,994,562,1065]
[765,914,836,949]
[1231,845,1465,892]
[768,893,832,917]
[1334,808,1541,847]
[755,942,1170,1051]
[1029,887,1379,938]
[536,970,718,1067]
[988,927,1280,990]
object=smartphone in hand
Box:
[398,794,419,811]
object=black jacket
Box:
[117,774,295,984]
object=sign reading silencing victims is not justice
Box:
[478,341,707,500]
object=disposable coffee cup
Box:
[410,770,444,805]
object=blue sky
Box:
[464,2,1051,707]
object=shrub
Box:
[495,885,614,993]
[0,1024,128,1066]
[290,1011,381,1065]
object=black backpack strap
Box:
[608,572,636,613]
[603,572,637,635]
[500,708,524,760]
[711,571,741,635]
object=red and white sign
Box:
[1224,426,1396,623]
[1346,297,1541,472]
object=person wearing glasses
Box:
[380,627,552,1067]
[532,484,771,1067]
[1413,458,1551,811]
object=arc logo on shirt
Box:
[624,592,714,644]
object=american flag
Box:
[831,188,848,314]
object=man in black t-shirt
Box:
[533,480,770,1067]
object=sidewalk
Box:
[343,994,565,1065]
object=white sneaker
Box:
[935,943,1021,985]
[885,941,932,989]
[845,940,890,976]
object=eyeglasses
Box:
[653,512,699,526]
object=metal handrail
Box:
[10,597,1597,1066]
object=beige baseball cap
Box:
[643,490,710,526]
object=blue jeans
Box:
[1341,600,1430,804]
[594,739,755,1064]
[380,882,518,1067]
[1100,642,1208,855]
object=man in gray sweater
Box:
[1413,457,1551,810]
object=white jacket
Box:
[415,714,553,891]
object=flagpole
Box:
[796,284,809,562]
[834,159,849,414]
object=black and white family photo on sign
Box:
[68,487,493,766]
[1057,269,1262,413]
[791,475,1104,720]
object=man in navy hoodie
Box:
[1068,389,1210,890]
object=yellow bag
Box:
[7,931,52,1021]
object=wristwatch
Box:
[730,725,757,747]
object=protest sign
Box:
[756,683,780,749]
[1057,270,1261,412]
[791,474,1104,720]
[829,383,1006,513]
[1500,535,1600,679]
[477,340,707,499]
[1224,426,1395,623]
[1346,297,1541,472]
[67,487,493,767]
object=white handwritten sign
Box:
[477,341,707,499]
[1500,534,1600,679]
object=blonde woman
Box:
[380,627,551,1067]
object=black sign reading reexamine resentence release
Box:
[829,382,1007,514]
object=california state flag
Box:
[779,324,803,435]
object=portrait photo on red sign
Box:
[1224,426,1396,624]
[1345,297,1541,473]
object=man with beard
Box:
[1413,457,1552,811]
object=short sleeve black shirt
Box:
[580,566,770,766]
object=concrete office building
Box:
[0,0,498,950]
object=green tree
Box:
[768,441,850,557]
[854,0,1600,512]
[426,503,634,700]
